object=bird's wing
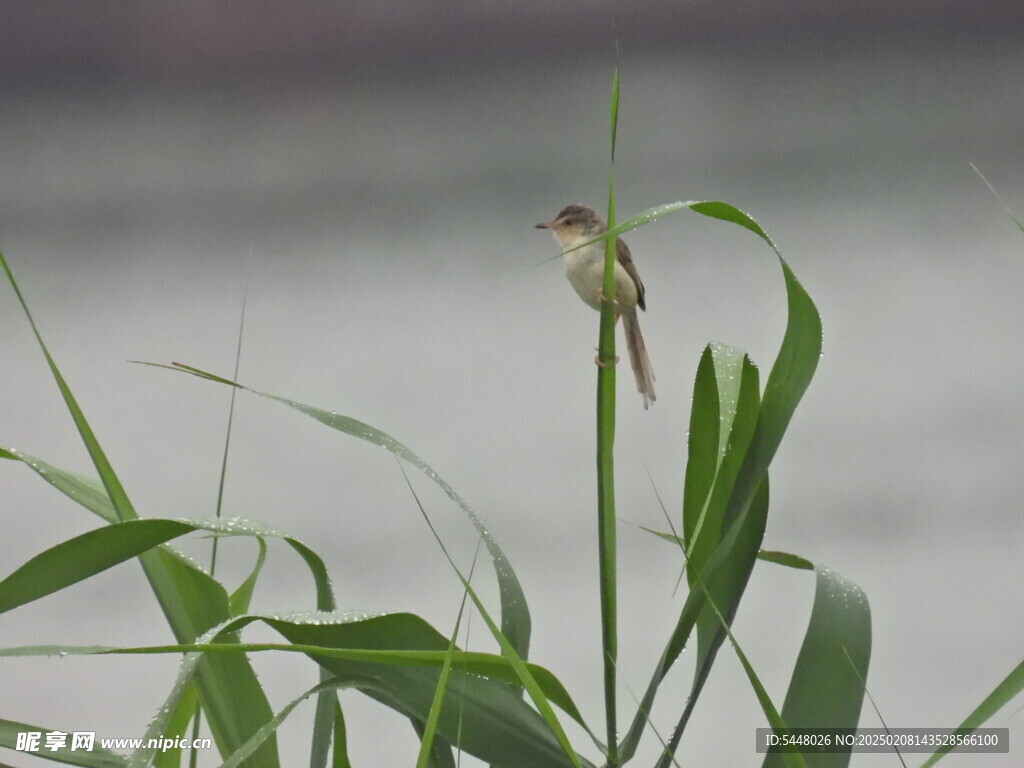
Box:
[616,237,646,311]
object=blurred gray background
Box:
[2,2,1023,766]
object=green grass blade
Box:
[762,565,872,768]
[680,347,721,550]
[133,364,533,665]
[229,539,268,616]
[1,253,136,523]
[331,701,350,768]
[217,679,349,768]
[917,659,1024,768]
[970,163,1024,234]
[1,448,118,522]
[757,550,814,571]
[685,345,760,621]
[608,67,619,161]
[415,587,471,768]
[0,640,585,723]
[402,468,592,767]
[0,516,332,617]
[700,599,808,768]
[0,519,196,615]
[154,683,200,768]
[596,64,621,763]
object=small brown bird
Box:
[536,204,656,409]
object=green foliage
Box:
[2,75,1021,768]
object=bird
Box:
[536,204,656,409]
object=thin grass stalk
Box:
[596,66,621,764]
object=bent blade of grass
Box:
[0,518,195,615]
[0,516,332,617]
[135,361,533,665]
[622,203,821,762]
[229,538,268,616]
[679,201,822,737]
[917,658,1024,768]
[761,564,872,768]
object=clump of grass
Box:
[1,73,1022,768]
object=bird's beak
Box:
[535,220,554,229]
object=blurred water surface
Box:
[2,41,1023,767]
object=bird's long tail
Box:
[623,310,656,409]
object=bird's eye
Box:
[562,218,572,226]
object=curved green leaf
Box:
[621,202,822,762]
[65,611,590,768]
[134,363,533,666]
[762,564,872,768]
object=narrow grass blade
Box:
[1,449,118,523]
[970,163,1024,234]
[553,203,687,260]
[402,467,592,767]
[596,64,621,763]
[0,717,127,767]
[704,602,809,768]
[218,679,350,768]
[415,574,473,768]
[132,364,532,665]
[153,683,200,768]
[0,253,136,523]
[411,720,456,768]
[757,550,814,570]
[917,659,1024,768]
[647,488,807,768]
[229,539,268,616]
[331,700,350,768]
